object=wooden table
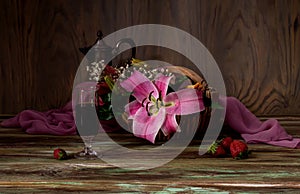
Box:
[0,126,300,193]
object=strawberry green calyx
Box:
[234,150,251,160]
[207,141,218,153]
[207,141,226,157]
[53,148,68,160]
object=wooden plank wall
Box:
[0,0,299,122]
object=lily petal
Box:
[120,70,158,102]
[132,81,159,103]
[132,106,166,143]
[120,70,149,92]
[161,114,179,136]
[165,88,205,115]
[124,100,142,119]
[154,73,173,98]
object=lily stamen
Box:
[146,102,151,116]
[145,90,166,117]
[149,91,154,101]
[158,91,162,101]
[141,97,147,107]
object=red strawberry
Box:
[230,140,249,159]
[220,137,233,151]
[207,141,226,157]
[53,148,68,160]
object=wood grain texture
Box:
[202,0,300,116]
[0,0,299,118]
[0,127,300,193]
[0,0,80,112]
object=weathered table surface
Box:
[0,126,300,193]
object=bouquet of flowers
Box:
[87,58,210,143]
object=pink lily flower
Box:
[120,70,205,143]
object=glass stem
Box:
[83,136,94,151]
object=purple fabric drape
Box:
[223,97,300,148]
[1,96,299,148]
[1,101,76,135]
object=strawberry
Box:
[230,140,249,159]
[207,141,226,157]
[220,137,233,151]
[53,148,68,160]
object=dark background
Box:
[0,0,299,128]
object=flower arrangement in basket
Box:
[81,32,212,144]
[87,58,212,144]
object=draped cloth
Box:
[1,96,299,148]
[1,101,76,135]
[223,97,300,148]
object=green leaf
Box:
[104,76,115,91]
[99,93,111,103]
[98,111,114,120]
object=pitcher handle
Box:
[113,38,136,59]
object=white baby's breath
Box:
[86,59,174,83]
[86,60,106,81]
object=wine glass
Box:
[74,86,100,159]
